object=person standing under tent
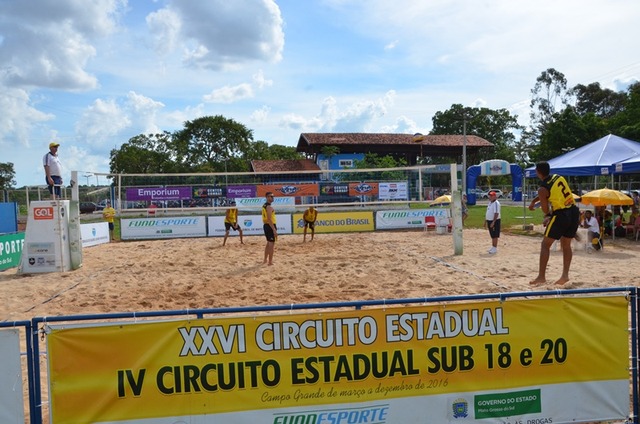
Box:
[530,161,580,286]
[223,201,244,246]
[262,192,277,265]
[43,142,63,199]
[483,191,501,254]
[102,201,116,242]
[302,206,318,242]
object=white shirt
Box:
[485,199,501,221]
[583,216,599,233]
[43,151,62,176]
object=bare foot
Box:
[529,278,546,286]
[554,277,569,285]
[268,262,274,266]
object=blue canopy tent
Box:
[613,154,640,174]
[524,134,640,178]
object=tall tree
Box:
[569,82,626,118]
[173,115,253,172]
[524,68,570,161]
[0,162,16,190]
[610,82,640,141]
[431,104,523,163]
[109,132,176,174]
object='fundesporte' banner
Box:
[376,209,450,230]
[235,197,295,211]
[121,217,207,240]
[0,232,24,271]
[47,296,630,423]
[292,211,374,233]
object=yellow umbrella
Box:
[431,194,452,206]
[580,188,633,207]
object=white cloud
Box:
[251,105,271,123]
[253,70,273,89]
[203,83,254,103]
[75,99,131,145]
[0,86,54,147]
[155,0,285,70]
[279,91,396,133]
[146,7,182,55]
[0,0,124,90]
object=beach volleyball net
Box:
[82,164,461,215]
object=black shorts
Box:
[304,220,315,230]
[545,205,580,240]
[487,219,501,238]
[225,222,240,231]
[263,224,276,242]
[108,222,114,231]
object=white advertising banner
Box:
[376,208,450,230]
[208,215,293,237]
[121,217,207,240]
[234,197,295,211]
[379,182,408,201]
[81,222,110,247]
[0,329,25,424]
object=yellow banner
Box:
[292,211,374,233]
[47,296,629,423]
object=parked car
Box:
[79,202,98,214]
[479,189,504,199]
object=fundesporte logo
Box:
[272,404,389,424]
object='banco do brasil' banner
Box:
[47,296,630,423]
[293,211,374,233]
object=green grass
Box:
[466,203,540,233]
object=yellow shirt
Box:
[102,206,116,223]
[303,208,317,222]
[542,174,575,212]
[225,208,238,224]
[262,203,276,224]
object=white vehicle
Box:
[480,189,504,199]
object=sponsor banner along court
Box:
[293,211,374,233]
[0,232,24,271]
[46,296,630,423]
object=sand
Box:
[2,228,639,321]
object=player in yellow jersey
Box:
[222,201,244,246]
[530,161,580,286]
[302,206,318,242]
[262,192,277,265]
[102,201,116,242]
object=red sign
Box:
[34,207,54,220]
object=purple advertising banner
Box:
[126,187,192,201]
[226,185,256,199]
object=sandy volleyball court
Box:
[2,228,639,322]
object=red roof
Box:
[250,159,321,173]
[296,133,493,157]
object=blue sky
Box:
[1,0,639,187]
